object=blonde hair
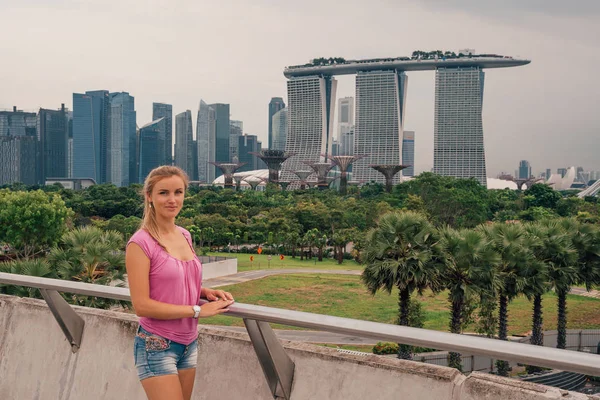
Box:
[140,165,189,247]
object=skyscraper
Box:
[238,134,259,172]
[0,107,37,185]
[208,103,230,178]
[557,168,567,178]
[72,91,109,183]
[108,92,136,186]
[256,140,267,169]
[353,71,407,184]
[230,120,243,162]
[433,67,487,186]
[282,76,337,181]
[191,140,198,181]
[338,97,354,153]
[518,160,531,180]
[138,118,164,182]
[402,130,415,177]
[268,97,285,149]
[338,97,354,125]
[174,110,194,179]
[545,168,551,181]
[67,112,73,178]
[152,103,173,165]
[271,107,288,151]
[339,125,354,156]
[37,105,69,182]
[196,100,215,183]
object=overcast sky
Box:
[1,0,598,176]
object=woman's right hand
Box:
[199,300,234,318]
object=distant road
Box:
[204,325,377,345]
[203,269,361,288]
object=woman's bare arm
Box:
[126,243,231,319]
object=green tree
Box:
[316,233,327,261]
[0,259,56,298]
[518,206,558,222]
[395,173,491,228]
[555,197,585,217]
[439,227,499,370]
[105,214,141,240]
[554,219,600,349]
[522,222,570,373]
[480,222,534,376]
[0,189,73,258]
[361,211,442,360]
[332,228,357,264]
[48,226,126,308]
[303,229,319,259]
[523,183,561,209]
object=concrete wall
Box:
[202,258,237,280]
[0,295,596,400]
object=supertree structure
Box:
[303,161,335,190]
[209,161,247,189]
[369,164,409,193]
[278,181,291,191]
[326,154,368,195]
[250,149,295,183]
[242,176,268,191]
[232,173,248,191]
[291,170,313,190]
[512,177,543,191]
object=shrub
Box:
[373,342,398,355]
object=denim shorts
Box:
[134,325,198,381]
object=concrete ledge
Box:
[0,295,144,400]
[195,326,464,400]
[202,258,237,280]
[0,294,594,400]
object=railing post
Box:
[244,319,295,400]
[39,289,85,353]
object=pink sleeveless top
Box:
[127,226,202,345]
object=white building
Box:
[433,67,487,187]
[281,76,337,182]
[352,71,408,184]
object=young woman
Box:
[126,166,234,400]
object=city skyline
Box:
[1,0,599,176]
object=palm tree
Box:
[48,226,126,308]
[438,227,500,370]
[522,221,570,373]
[479,222,533,376]
[361,211,442,360]
[553,219,600,349]
[0,259,56,298]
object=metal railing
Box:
[1,272,600,399]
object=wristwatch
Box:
[192,305,201,319]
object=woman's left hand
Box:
[204,288,234,302]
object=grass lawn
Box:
[206,251,363,272]
[201,274,600,336]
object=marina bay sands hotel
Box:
[281,52,530,187]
